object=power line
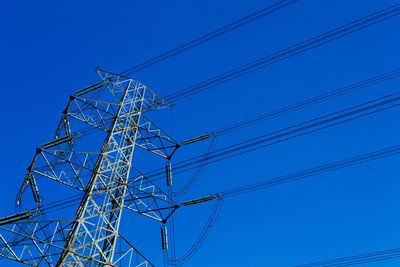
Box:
[120,0,300,76]
[178,143,400,202]
[174,144,400,266]
[219,144,400,198]
[294,247,400,267]
[146,91,400,181]
[182,67,400,145]
[165,4,400,103]
[167,197,223,266]
[173,136,218,197]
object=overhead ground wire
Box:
[165,4,400,103]
[121,0,300,75]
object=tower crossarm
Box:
[135,115,180,159]
[96,69,172,112]
[123,166,179,222]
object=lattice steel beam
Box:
[0,69,179,266]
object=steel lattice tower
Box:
[0,69,180,266]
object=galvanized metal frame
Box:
[0,69,179,266]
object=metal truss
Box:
[0,69,180,266]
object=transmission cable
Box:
[181,67,400,145]
[145,91,400,180]
[218,144,400,198]
[165,4,400,103]
[178,144,400,202]
[174,69,400,195]
[294,247,400,267]
[176,144,400,265]
[166,197,223,266]
[121,0,300,76]
[173,136,218,197]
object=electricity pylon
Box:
[0,69,180,266]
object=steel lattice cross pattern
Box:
[0,69,180,267]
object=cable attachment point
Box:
[181,193,220,206]
[181,132,217,145]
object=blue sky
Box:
[1,0,400,266]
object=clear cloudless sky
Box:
[1,0,400,266]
